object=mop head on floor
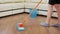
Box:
[16,23,25,31]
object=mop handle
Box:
[30,0,42,15]
[33,0,42,10]
[22,0,42,23]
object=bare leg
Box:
[40,5,53,27]
[46,5,53,24]
[52,4,60,27]
[55,4,60,24]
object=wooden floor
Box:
[0,14,60,34]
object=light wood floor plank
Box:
[0,14,59,34]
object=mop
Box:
[16,0,42,31]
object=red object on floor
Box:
[18,23,24,27]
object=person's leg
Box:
[55,4,60,24]
[40,5,53,27]
[52,4,60,27]
[46,5,53,23]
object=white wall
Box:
[25,0,57,17]
[0,3,24,11]
[0,0,57,17]
[0,0,24,17]
[0,0,24,3]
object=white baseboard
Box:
[38,11,57,17]
[25,9,57,17]
[0,9,24,17]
